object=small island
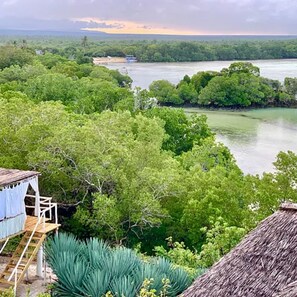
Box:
[148,62,297,108]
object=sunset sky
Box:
[0,0,297,35]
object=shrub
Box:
[0,288,13,297]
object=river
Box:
[106,60,297,175]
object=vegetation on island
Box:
[149,62,297,107]
[1,42,297,295]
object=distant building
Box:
[125,55,137,63]
[35,50,44,55]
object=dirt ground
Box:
[0,257,55,297]
[93,57,127,64]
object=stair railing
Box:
[9,200,58,295]
[0,238,9,255]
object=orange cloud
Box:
[73,17,202,35]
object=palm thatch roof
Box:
[0,167,39,187]
[183,202,297,297]
[273,280,297,297]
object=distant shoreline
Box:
[93,57,127,65]
[94,57,297,65]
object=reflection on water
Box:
[106,59,297,89]
[186,108,297,175]
[105,60,297,174]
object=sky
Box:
[0,0,297,35]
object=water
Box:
[184,108,297,174]
[106,60,297,175]
[107,59,297,89]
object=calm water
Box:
[107,59,297,89]
[185,108,297,174]
[106,60,297,174]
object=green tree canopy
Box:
[0,46,35,70]
[149,80,182,105]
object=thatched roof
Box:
[183,202,297,297]
[273,280,297,297]
[0,168,39,187]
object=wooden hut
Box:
[183,202,297,297]
[0,168,59,294]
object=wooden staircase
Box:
[0,231,46,293]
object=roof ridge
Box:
[279,202,297,211]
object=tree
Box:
[71,78,133,114]
[221,62,260,77]
[149,80,182,105]
[24,73,77,104]
[177,81,198,104]
[284,77,297,99]
[180,166,247,247]
[0,46,35,70]
[190,71,219,94]
[81,36,88,49]
[134,87,157,111]
[51,61,86,78]
[109,69,133,87]
[144,108,213,155]
[38,52,68,69]
[273,151,297,200]
[0,63,47,83]
[198,72,275,107]
[198,217,246,267]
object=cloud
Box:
[2,0,19,6]
[0,0,297,34]
[76,17,201,35]
[79,20,124,29]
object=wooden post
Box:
[36,245,43,277]
[34,190,40,217]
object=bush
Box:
[154,237,205,278]
[0,288,13,297]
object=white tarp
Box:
[29,176,40,216]
[0,180,31,239]
[0,191,6,220]
[0,181,29,219]
[0,213,26,240]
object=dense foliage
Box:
[4,37,297,63]
[45,233,195,297]
[0,45,297,271]
[0,50,133,113]
[149,62,296,107]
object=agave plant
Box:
[102,247,142,279]
[109,275,139,297]
[83,237,111,270]
[50,254,89,296]
[138,263,167,295]
[45,233,194,297]
[148,258,192,296]
[83,269,111,297]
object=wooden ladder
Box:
[0,231,46,293]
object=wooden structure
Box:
[0,168,59,295]
[183,202,297,297]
